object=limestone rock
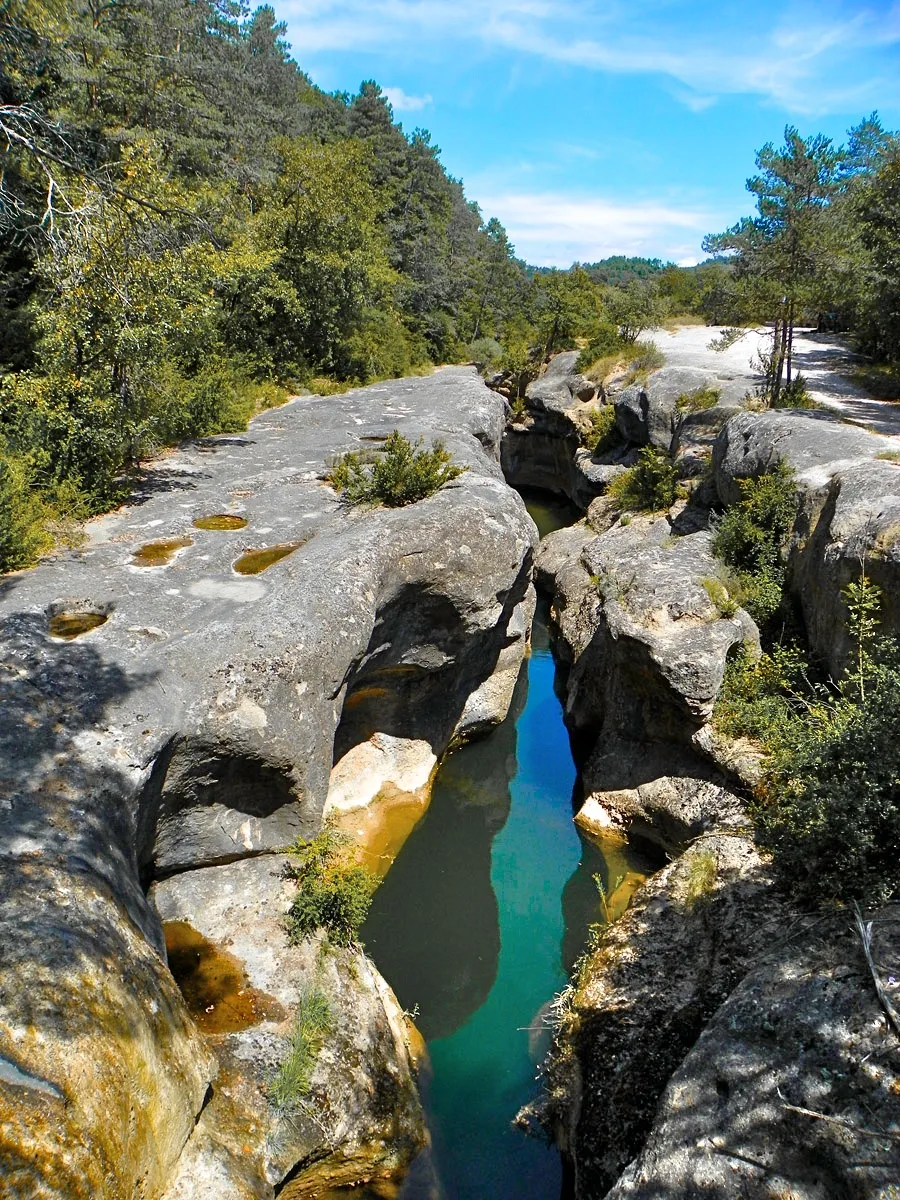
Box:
[615,367,748,453]
[154,857,426,1199]
[543,834,783,1199]
[0,368,533,1198]
[712,409,900,672]
[559,516,759,746]
[577,738,748,854]
[605,907,900,1200]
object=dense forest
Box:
[1,0,899,572]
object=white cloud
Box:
[473,189,723,266]
[382,86,433,112]
[280,0,900,115]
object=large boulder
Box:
[540,515,759,749]
[0,368,535,1198]
[154,857,426,1199]
[615,366,748,453]
[605,907,900,1199]
[713,409,900,673]
[538,833,784,1199]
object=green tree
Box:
[704,127,843,402]
[531,265,602,358]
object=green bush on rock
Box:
[711,461,797,625]
[284,830,377,948]
[327,429,466,508]
[607,446,678,512]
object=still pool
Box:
[360,492,656,1200]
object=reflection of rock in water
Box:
[363,667,526,1043]
[560,826,659,975]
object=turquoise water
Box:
[361,494,656,1200]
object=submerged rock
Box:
[0,368,534,1198]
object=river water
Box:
[360,492,656,1200]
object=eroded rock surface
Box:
[605,907,900,1200]
[539,834,784,1199]
[713,408,900,673]
[0,368,535,1198]
[500,351,631,508]
[154,857,425,1200]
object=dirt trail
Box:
[649,324,900,439]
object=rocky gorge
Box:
[2,336,900,1200]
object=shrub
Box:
[284,829,377,947]
[677,386,720,413]
[576,323,624,371]
[583,404,618,455]
[620,340,665,387]
[715,580,900,906]
[772,372,815,409]
[327,429,466,508]
[607,446,678,512]
[711,462,797,625]
[755,651,900,905]
[713,642,813,745]
[268,987,333,1114]
[469,337,503,370]
[0,448,52,573]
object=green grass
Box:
[875,450,900,464]
[682,850,718,909]
[268,987,334,1114]
[853,363,900,401]
[677,386,720,413]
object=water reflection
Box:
[362,676,521,1042]
[361,492,652,1200]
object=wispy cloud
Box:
[473,189,723,266]
[382,86,433,112]
[280,0,900,114]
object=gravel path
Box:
[649,324,900,439]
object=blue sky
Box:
[277,1,900,266]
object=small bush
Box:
[713,642,812,745]
[469,337,503,369]
[607,446,678,512]
[268,987,334,1114]
[711,462,797,625]
[576,323,624,371]
[284,829,377,947]
[772,373,815,409]
[755,651,900,905]
[682,850,717,909]
[0,448,52,573]
[583,404,618,455]
[327,429,466,508]
[677,386,720,413]
[621,340,665,386]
